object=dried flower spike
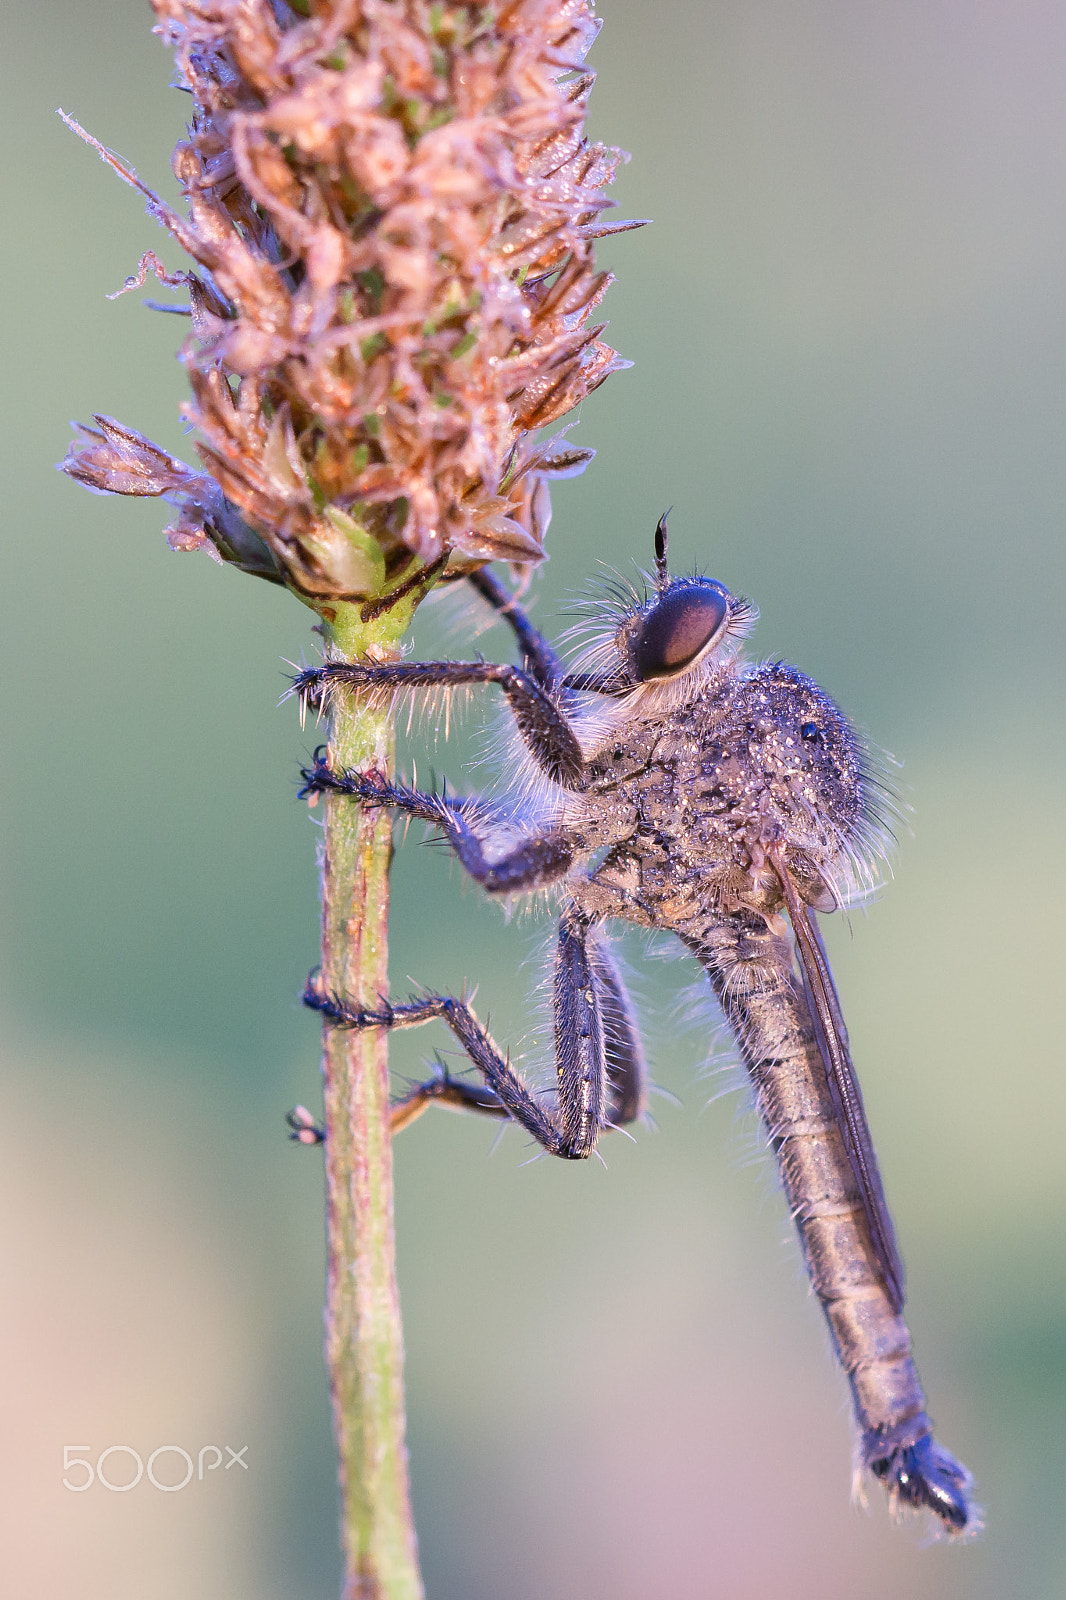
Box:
[60,0,643,622]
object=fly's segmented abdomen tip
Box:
[870,1432,978,1536]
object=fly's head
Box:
[735,663,888,914]
[565,512,758,720]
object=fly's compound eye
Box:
[634,581,731,681]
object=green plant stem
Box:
[318,600,424,1600]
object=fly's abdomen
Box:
[749,978,929,1437]
[692,911,975,1531]
[776,1120,928,1442]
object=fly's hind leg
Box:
[287,1065,510,1145]
[305,909,645,1156]
[305,980,567,1154]
[586,933,649,1128]
[388,1059,510,1135]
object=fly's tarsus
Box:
[285,1104,325,1145]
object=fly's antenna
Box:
[654,507,672,592]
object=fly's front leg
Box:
[293,656,583,786]
[466,569,629,700]
[300,756,574,893]
[467,567,566,693]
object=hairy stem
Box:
[318,600,424,1600]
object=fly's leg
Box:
[586,932,648,1127]
[388,1062,510,1135]
[467,567,566,692]
[304,909,645,1157]
[286,1105,325,1144]
[300,757,574,894]
[552,908,608,1155]
[305,978,567,1155]
[293,656,583,787]
[467,568,628,700]
[286,1067,509,1144]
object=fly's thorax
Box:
[581,658,742,772]
[724,662,867,912]
[576,662,872,931]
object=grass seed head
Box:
[60,0,641,619]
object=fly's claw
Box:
[297,754,392,807]
[291,661,379,706]
[302,971,339,1020]
[397,1053,453,1100]
[286,1104,325,1145]
[290,665,328,717]
[297,747,330,801]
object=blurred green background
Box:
[2,1,1065,1595]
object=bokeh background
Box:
[2,1,1065,1596]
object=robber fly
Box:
[295,514,975,1535]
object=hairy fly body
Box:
[295,515,975,1535]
